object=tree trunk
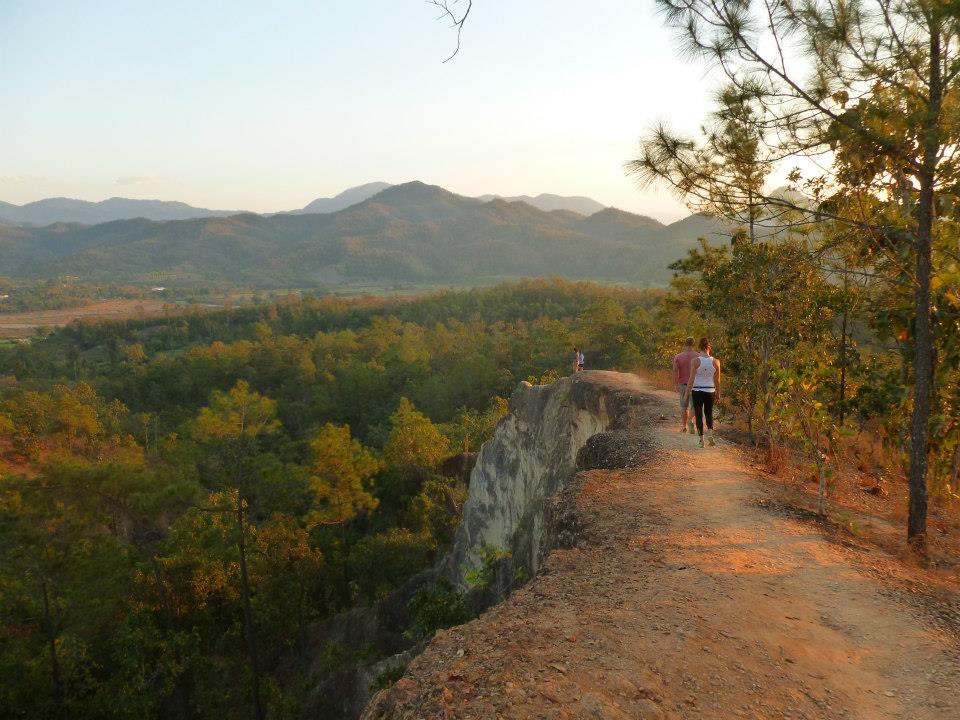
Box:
[837,309,848,424]
[236,498,265,720]
[906,21,943,554]
[908,222,933,554]
[816,454,826,516]
[760,336,772,432]
[150,556,193,720]
[340,522,352,604]
[951,440,960,494]
[898,348,910,451]
[41,580,67,720]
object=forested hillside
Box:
[0,183,719,287]
[1,269,958,718]
[0,281,669,718]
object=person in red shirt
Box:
[673,337,699,433]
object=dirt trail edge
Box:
[363,379,959,720]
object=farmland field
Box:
[0,298,176,339]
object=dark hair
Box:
[698,337,711,352]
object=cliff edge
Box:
[362,376,959,720]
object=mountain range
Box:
[0,197,243,227]
[0,182,724,287]
[0,183,611,227]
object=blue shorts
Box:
[678,384,690,409]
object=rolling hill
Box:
[0,182,725,287]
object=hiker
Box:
[578,348,585,372]
[673,337,698,433]
[684,337,721,448]
[572,347,581,374]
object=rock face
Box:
[304,371,651,720]
[443,371,649,587]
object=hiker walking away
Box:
[673,337,698,433]
[578,348,585,372]
[572,347,581,374]
[684,337,721,448]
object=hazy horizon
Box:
[1,1,717,224]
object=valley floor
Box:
[363,379,959,719]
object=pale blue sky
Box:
[1,1,716,221]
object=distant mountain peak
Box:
[372,180,470,202]
[296,182,392,215]
[585,206,663,225]
[478,192,607,216]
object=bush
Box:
[348,529,436,604]
[406,578,470,639]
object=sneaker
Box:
[697,438,704,448]
[708,435,716,446]
[680,425,687,434]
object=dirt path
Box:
[364,383,959,719]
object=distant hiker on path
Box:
[578,349,585,372]
[673,337,698,434]
[573,347,581,374]
[684,337,721,448]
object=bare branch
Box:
[428,0,473,62]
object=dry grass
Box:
[746,427,960,572]
[642,368,676,392]
[0,299,178,338]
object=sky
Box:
[0,0,719,222]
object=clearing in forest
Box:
[0,299,174,339]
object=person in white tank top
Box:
[683,338,721,447]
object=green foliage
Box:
[408,475,467,547]
[383,398,450,472]
[463,546,512,590]
[372,662,408,691]
[348,529,437,604]
[769,366,840,515]
[306,423,381,527]
[406,578,470,639]
[442,396,509,453]
[672,239,840,437]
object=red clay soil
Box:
[363,383,960,720]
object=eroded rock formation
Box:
[443,371,652,587]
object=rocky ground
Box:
[362,382,959,719]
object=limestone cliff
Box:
[443,371,650,588]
